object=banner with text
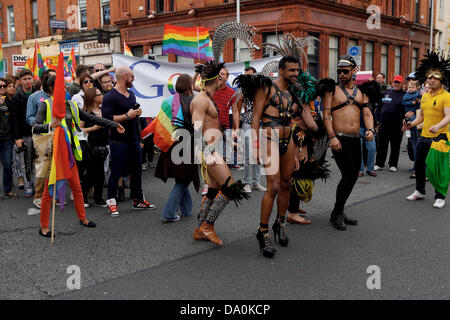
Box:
[112,54,281,117]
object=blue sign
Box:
[350,46,359,56]
[50,20,67,29]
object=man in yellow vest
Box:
[32,75,124,237]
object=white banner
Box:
[112,54,281,117]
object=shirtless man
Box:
[191,61,248,246]
[320,56,375,231]
[250,56,317,258]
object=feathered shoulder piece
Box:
[415,51,450,85]
[316,78,336,98]
[233,74,273,101]
[358,80,382,104]
[289,71,317,105]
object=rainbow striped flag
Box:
[124,42,133,57]
[141,93,183,152]
[162,24,213,61]
[32,40,45,79]
[67,48,77,81]
[0,38,4,77]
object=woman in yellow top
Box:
[404,52,450,208]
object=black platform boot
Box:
[256,224,277,258]
[272,215,289,247]
[330,208,346,231]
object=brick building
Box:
[116,0,439,82]
[0,0,442,81]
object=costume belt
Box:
[335,132,360,139]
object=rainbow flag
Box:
[141,93,183,152]
[48,51,74,211]
[163,24,213,61]
[32,40,45,79]
[124,42,133,57]
[67,48,76,81]
[0,37,4,77]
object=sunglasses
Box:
[95,69,105,72]
[337,69,350,75]
[83,79,94,84]
[0,85,7,89]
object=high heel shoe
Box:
[256,229,276,258]
[272,219,289,247]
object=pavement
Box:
[1,142,449,300]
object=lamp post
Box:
[236,0,240,62]
[430,0,434,52]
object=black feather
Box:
[415,51,450,86]
[316,78,336,98]
[358,80,383,105]
[292,160,331,182]
[233,74,273,101]
[221,178,251,207]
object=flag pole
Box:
[51,182,56,244]
[197,27,200,61]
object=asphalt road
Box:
[1,142,449,300]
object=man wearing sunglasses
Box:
[374,75,406,173]
[320,55,375,231]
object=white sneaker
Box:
[406,190,426,201]
[84,203,90,208]
[33,198,41,209]
[69,192,74,201]
[433,199,446,209]
[252,183,267,192]
[106,198,119,217]
[243,184,252,193]
[374,165,383,171]
[201,184,208,196]
[142,163,147,171]
[389,166,397,172]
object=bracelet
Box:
[328,133,336,138]
[329,136,338,140]
[125,113,130,121]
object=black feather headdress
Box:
[358,80,383,105]
[316,78,336,98]
[201,61,225,83]
[415,51,450,86]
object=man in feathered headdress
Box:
[317,55,375,231]
[404,52,450,208]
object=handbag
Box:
[32,127,54,179]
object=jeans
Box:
[414,136,445,200]
[359,128,376,173]
[242,123,261,185]
[161,181,192,219]
[0,140,13,194]
[407,127,418,162]
[107,140,143,201]
[332,136,361,212]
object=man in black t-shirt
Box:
[102,66,156,216]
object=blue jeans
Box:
[107,140,143,201]
[161,182,192,219]
[407,127,418,162]
[359,128,376,173]
[0,140,13,194]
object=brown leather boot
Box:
[199,223,223,246]
[193,222,206,240]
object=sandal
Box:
[287,213,311,225]
[4,192,18,198]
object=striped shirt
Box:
[213,86,236,129]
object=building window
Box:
[329,36,340,81]
[381,44,388,77]
[131,46,144,57]
[391,0,395,16]
[394,46,401,76]
[439,0,444,20]
[152,44,169,62]
[157,0,164,13]
[7,6,15,42]
[428,0,432,26]
[169,0,175,11]
[101,0,111,26]
[32,1,39,38]
[415,0,419,23]
[79,0,87,29]
[365,41,374,71]
[235,39,251,62]
[3,58,8,75]
[412,48,419,72]
[49,0,57,35]
[262,33,280,57]
[307,33,320,80]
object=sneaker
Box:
[142,163,148,171]
[69,192,74,201]
[252,183,267,192]
[162,215,180,222]
[406,190,426,201]
[201,184,208,196]
[373,165,383,171]
[389,166,397,172]
[18,177,25,190]
[84,202,90,208]
[133,199,156,210]
[243,184,252,193]
[33,198,41,209]
[94,199,107,207]
[106,198,119,217]
[24,189,34,197]
[149,161,156,168]
[433,199,446,209]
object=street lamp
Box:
[236,0,240,62]
[430,0,434,52]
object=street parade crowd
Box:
[0,24,449,258]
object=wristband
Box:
[328,133,336,139]
[125,113,130,121]
[368,128,375,134]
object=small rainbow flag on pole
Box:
[162,24,213,61]
[67,48,77,81]
[32,40,45,79]
[124,41,133,57]
[0,37,4,77]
